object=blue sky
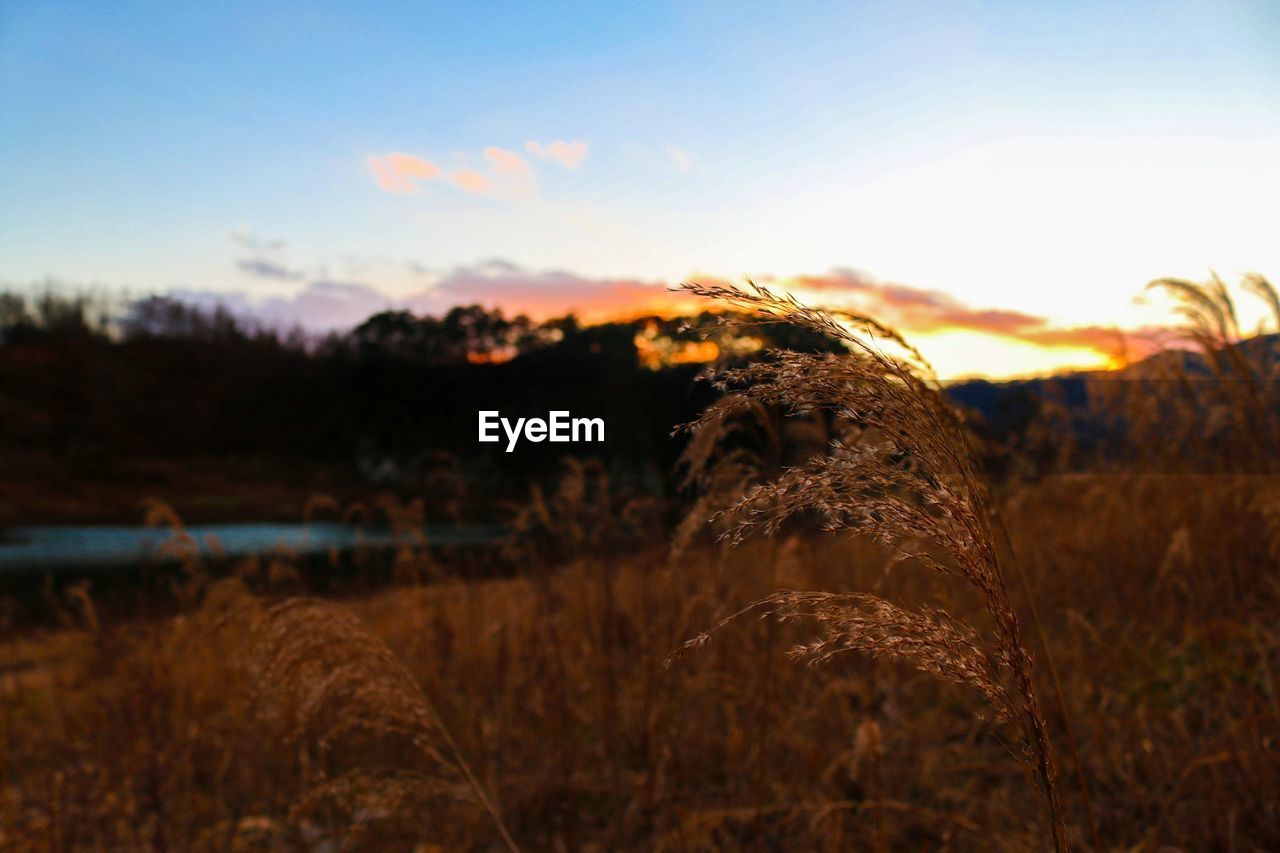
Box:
[2,1,1278,375]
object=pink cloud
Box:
[417,261,681,320]
[169,282,396,332]
[525,139,589,169]
[782,270,1150,359]
[484,146,531,177]
[483,146,536,199]
[449,168,490,194]
[369,147,540,199]
[367,153,441,194]
[791,271,1045,336]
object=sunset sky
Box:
[2,1,1279,377]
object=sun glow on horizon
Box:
[596,289,1136,378]
[909,329,1121,380]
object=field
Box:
[2,279,1278,850]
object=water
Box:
[0,522,501,571]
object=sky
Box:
[2,0,1278,377]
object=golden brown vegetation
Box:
[1,275,1278,850]
[670,280,1068,848]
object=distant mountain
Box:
[946,332,1280,441]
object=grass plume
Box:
[671,279,1069,849]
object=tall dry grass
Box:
[668,280,1068,849]
[3,479,1279,847]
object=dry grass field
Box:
[2,278,1278,850]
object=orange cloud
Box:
[367,153,441,194]
[1021,326,1160,360]
[483,146,536,199]
[770,270,1158,363]
[449,168,490,194]
[790,271,1044,333]
[419,260,685,322]
[369,146,543,200]
[525,139,588,169]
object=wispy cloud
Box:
[230,226,285,252]
[368,144,541,200]
[483,146,535,199]
[231,227,306,282]
[237,259,304,281]
[448,168,490,194]
[525,139,588,169]
[366,153,441,194]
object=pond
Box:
[0,522,502,571]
